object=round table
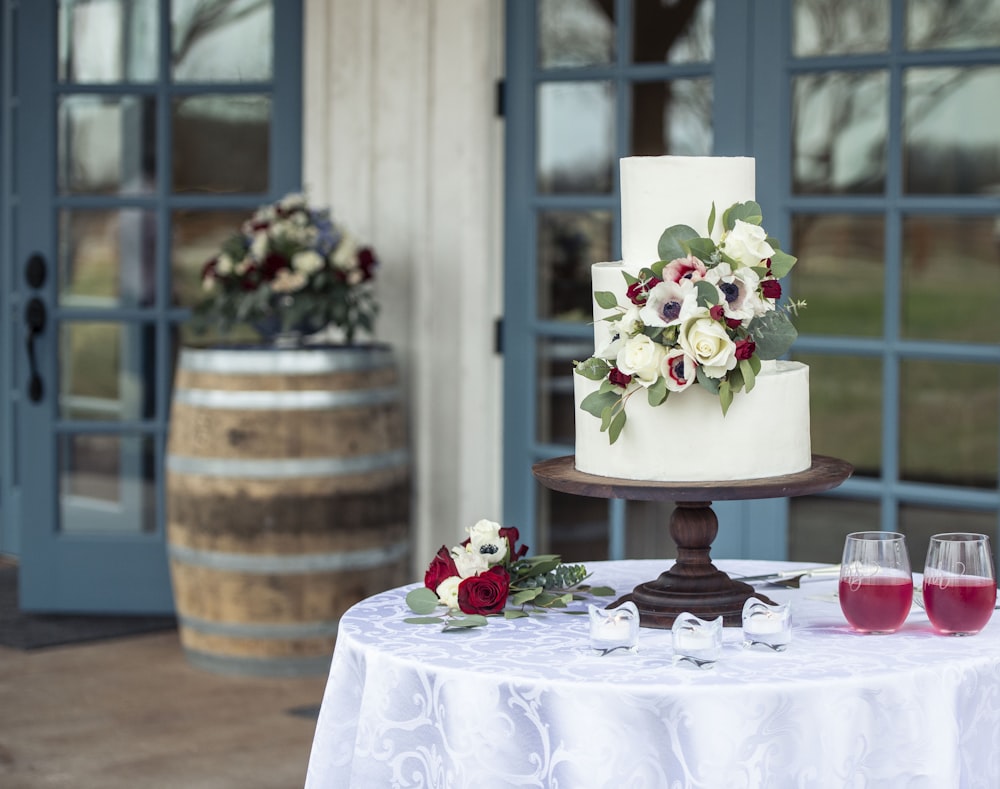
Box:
[305,560,1000,788]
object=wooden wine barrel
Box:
[165,344,411,677]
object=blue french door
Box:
[503,0,1000,568]
[5,0,302,612]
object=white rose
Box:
[720,220,776,268]
[292,249,325,275]
[332,234,359,271]
[435,576,461,610]
[678,312,737,379]
[250,231,269,261]
[235,257,253,275]
[451,545,490,579]
[279,192,306,212]
[616,334,665,387]
[215,253,234,275]
[201,276,216,292]
[270,268,307,294]
[467,519,508,566]
[613,305,643,338]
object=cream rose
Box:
[616,334,665,387]
[215,252,235,275]
[435,576,461,610]
[678,312,737,379]
[720,220,776,268]
[332,234,359,271]
[249,231,269,261]
[292,249,325,275]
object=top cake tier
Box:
[620,155,755,267]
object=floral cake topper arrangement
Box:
[574,201,805,443]
[195,192,378,343]
[405,519,614,630]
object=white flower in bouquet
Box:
[661,348,696,392]
[639,279,697,327]
[467,519,509,565]
[679,311,738,379]
[616,334,664,387]
[452,545,491,579]
[720,219,775,268]
[435,576,461,610]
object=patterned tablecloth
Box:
[305,559,1000,788]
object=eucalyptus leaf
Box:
[695,279,720,307]
[686,237,717,261]
[723,200,763,229]
[594,291,619,309]
[749,311,798,359]
[581,389,619,418]
[575,357,611,381]
[504,610,529,620]
[622,271,638,285]
[587,586,617,597]
[768,248,798,279]
[719,380,733,416]
[740,358,757,393]
[696,366,720,394]
[404,616,445,625]
[657,223,700,262]
[511,588,542,605]
[443,615,489,630]
[707,202,716,236]
[406,587,441,615]
[607,408,627,444]
[647,376,668,407]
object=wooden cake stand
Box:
[532,454,853,627]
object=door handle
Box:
[25,297,46,402]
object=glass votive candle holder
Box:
[588,602,639,655]
[742,597,792,651]
[671,612,723,668]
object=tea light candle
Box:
[588,602,639,655]
[743,611,785,635]
[741,598,792,651]
[673,624,716,650]
[594,611,633,641]
[671,612,723,666]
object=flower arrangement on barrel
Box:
[194,192,379,344]
[574,201,806,443]
[405,519,615,630]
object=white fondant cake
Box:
[573,156,812,482]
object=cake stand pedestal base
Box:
[531,455,853,629]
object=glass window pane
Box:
[58,95,156,195]
[537,0,614,68]
[789,497,880,564]
[907,0,1000,51]
[793,71,888,195]
[537,484,609,560]
[633,0,713,63]
[59,209,156,308]
[537,210,612,322]
[900,360,999,489]
[794,353,882,479]
[537,81,614,194]
[903,216,1000,343]
[59,433,155,534]
[631,79,713,157]
[537,337,591,446]
[58,0,159,83]
[791,214,884,337]
[60,322,155,421]
[172,0,273,82]
[792,0,889,56]
[904,67,1000,195]
[898,504,997,572]
[172,94,270,194]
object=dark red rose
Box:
[358,247,378,281]
[626,276,661,305]
[735,338,756,361]
[424,545,459,591]
[240,265,262,291]
[760,279,782,300]
[201,257,218,279]
[458,566,510,615]
[499,526,528,562]
[709,304,725,321]
[608,367,632,388]
[260,252,288,281]
[726,317,742,329]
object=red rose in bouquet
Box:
[424,545,459,591]
[457,566,510,616]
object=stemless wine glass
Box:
[839,532,913,634]
[922,533,997,636]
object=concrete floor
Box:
[0,630,329,788]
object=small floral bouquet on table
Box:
[575,201,806,443]
[405,519,615,630]
[194,192,379,343]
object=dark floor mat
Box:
[0,566,176,650]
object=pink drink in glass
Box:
[923,577,997,635]
[838,575,914,633]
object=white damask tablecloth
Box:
[305,559,1000,789]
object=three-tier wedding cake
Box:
[573,156,811,482]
